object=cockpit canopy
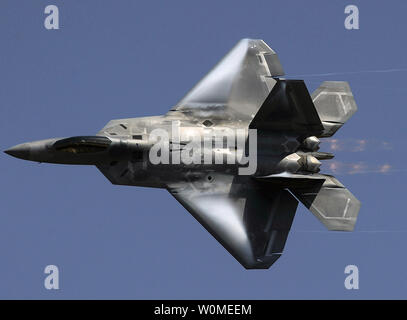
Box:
[53,136,111,154]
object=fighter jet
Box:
[5,39,360,269]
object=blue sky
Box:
[0,0,406,299]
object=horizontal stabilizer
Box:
[256,173,361,231]
[290,175,361,231]
[249,79,324,136]
[312,81,358,137]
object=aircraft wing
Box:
[167,174,298,269]
[168,39,284,121]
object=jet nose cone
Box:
[4,143,30,160]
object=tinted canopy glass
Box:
[53,136,111,154]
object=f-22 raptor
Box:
[5,39,360,269]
